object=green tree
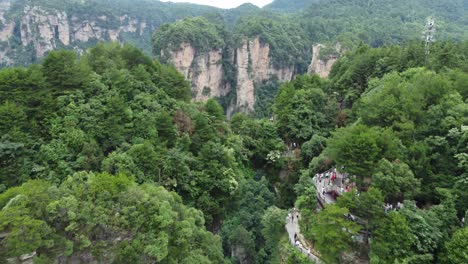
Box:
[441,227,468,264]
[0,173,225,263]
[205,98,225,121]
[261,206,287,257]
[370,212,413,263]
[372,159,420,203]
[42,50,89,89]
[327,125,403,188]
[311,204,361,263]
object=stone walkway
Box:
[285,211,321,263]
[314,168,353,206]
[283,168,355,263]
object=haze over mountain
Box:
[160,0,274,9]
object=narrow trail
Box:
[285,211,322,264]
[283,167,347,263]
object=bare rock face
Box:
[164,37,296,114]
[190,49,229,101]
[165,43,230,102]
[74,20,97,43]
[307,44,340,78]
[18,6,68,58]
[235,37,294,113]
[166,43,229,102]
[235,39,256,112]
[0,1,150,66]
[0,0,13,42]
[167,43,196,78]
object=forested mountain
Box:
[264,0,318,12]
[0,0,465,67]
[0,0,260,66]
[0,43,295,263]
[299,0,467,46]
[153,0,466,116]
[0,0,467,264]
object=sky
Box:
[159,0,274,9]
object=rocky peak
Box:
[235,37,294,113]
[163,37,296,115]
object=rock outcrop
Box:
[235,38,294,112]
[0,0,152,65]
[307,44,341,78]
[164,37,295,114]
[166,43,228,102]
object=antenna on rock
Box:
[424,16,435,56]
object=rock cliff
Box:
[0,0,157,65]
[307,44,341,78]
[235,38,294,112]
[0,0,265,66]
[0,0,154,65]
[167,43,229,102]
[163,37,295,114]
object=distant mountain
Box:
[0,0,256,66]
[223,3,260,27]
[0,0,466,68]
[298,0,467,46]
[153,0,467,116]
[264,0,318,12]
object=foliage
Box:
[0,43,247,230]
[153,17,225,57]
[372,159,420,203]
[233,11,311,69]
[310,204,361,263]
[294,170,317,237]
[220,177,275,263]
[326,124,403,187]
[274,74,337,142]
[261,206,288,258]
[1,5,467,261]
[441,227,468,264]
[264,0,317,13]
[300,0,467,48]
[370,212,413,263]
[0,173,224,262]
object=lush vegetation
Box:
[1,1,467,263]
[2,0,224,65]
[1,39,467,264]
[232,12,311,70]
[150,0,467,120]
[153,17,225,57]
[284,41,468,263]
[264,0,317,13]
[299,0,467,47]
[0,42,304,263]
[0,173,224,262]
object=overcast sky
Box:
[159,0,274,9]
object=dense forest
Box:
[1,0,467,263]
[1,40,467,263]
